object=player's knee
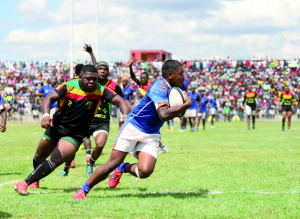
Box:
[95,141,105,149]
[138,166,154,179]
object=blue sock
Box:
[117,162,128,173]
[171,121,174,128]
[80,181,92,194]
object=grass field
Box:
[0,121,299,218]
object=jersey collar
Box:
[161,77,171,88]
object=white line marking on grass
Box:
[0,180,18,187]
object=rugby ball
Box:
[168,87,185,117]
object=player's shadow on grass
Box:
[0,211,12,218]
[0,172,21,176]
[101,189,209,199]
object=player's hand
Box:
[0,123,6,132]
[120,115,127,123]
[278,106,282,111]
[126,57,135,66]
[84,44,93,54]
[41,116,53,130]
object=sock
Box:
[80,181,92,194]
[160,143,165,149]
[167,121,170,128]
[33,158,43,169]
[88,157,96,166]
[191,127,194,131]
[117,162,128,173]
[86,149,91,156]
[171,121,174,128]
[288,126,290,130]
[64,165,71,173]
[25,160,54,185]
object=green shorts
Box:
[43,124,82,150]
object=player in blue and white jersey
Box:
[209,94,218,127]
[0,93,7,132]
[186,86,200,132]
[197,89,209,130]
[37,76,58,117]
[73,60,192,200]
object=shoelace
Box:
[76,190,86,197]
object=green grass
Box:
[0,121,300,218]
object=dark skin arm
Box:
[157,92,192,121]
[110,95,130,122]
[242,93,246,106]
[84,44,97,66]
[41,90,61,129]
[127,57,140,84]
[36,92,44,97]
[0,109,7,132]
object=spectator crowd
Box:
[1,57,300,121]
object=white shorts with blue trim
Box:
[113,123,160,159]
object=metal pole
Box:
[70,0,74,78]
[96,0,99,61]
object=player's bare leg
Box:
[282,111,287,131]
[86,132,109,177]
[287,111,292,131]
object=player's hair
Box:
[75,64,84,76]
[162,60,182,78]
[81,64,97,74]
[141,72,149,78]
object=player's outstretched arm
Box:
[110,95,130,122]
[127,57,140,85]
[41,90,61,129]
[157,93,192,121]
[84,44,97,66]
[0,108,7,132]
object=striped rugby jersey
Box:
[53,79,116,139]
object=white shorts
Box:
[210,108,216,115]
[50,108,57,118]
[246,105,255,116]
[113,123,160,159]
[198,112,206,118]
[184,109,197,118]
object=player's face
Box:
[50,76,57,86]
[170,66,184,88]
[80,72,98,91]
[97,66,109,80]
[140,74,148,85]
[284,86,289,93]
[248,85,252,91]
[191,88,196,93]
[122,79,128,88]
[200,91,204,96]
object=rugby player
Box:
[59,44,130,177]
[242,85,259,130]
[36,76,58,118]
[14,65,129,196]
[209,94,218,127]
[73,60,192,200]
[185,86,200,132]
[0,93,7,132]
[279,86,296,131]
[197,89,209,130]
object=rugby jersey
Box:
[281,91,293,106]
[38,85,58,109]
[93,80,124,123]
[245,90,257,107]
[53,79,116,138]
[0,94,5,110]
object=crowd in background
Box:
[1,57,300,121]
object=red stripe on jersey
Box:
[66,93,103,101]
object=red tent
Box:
[130,50,172,62]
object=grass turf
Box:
[0,121,299,218]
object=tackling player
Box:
[14,65,129,196]
[73,60,192,200]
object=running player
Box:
[73,60,192,200]
[209,94,218,127]
[36,76,58,118]
[60,44,130,177]
[14,65,129,196]
[242,85,259,130]
[186,86,200,132]
[128,58,170,153]
[197,89,209,130]
[0,93,7,132]
[279,86,296,131]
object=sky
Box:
[0,0,300,62]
